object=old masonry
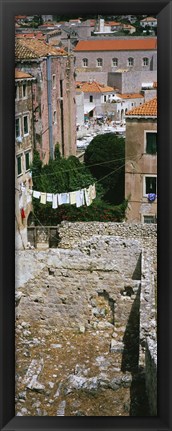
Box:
[15,222,157,417]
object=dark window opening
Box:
[25,152,30,171]
[17,156,22,175]
[24,116,28,134]
[15,118,20,138]
[145,177,157,194]
[146,132,157,154]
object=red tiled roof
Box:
[15,15,27,19]
[74,38,157,52]
[118,93,144,99]
[106,21,121,26]
[16,32,46,40]
[141,17,157,22]
[126,97,157,116]
[15,38,67,59]
[76,81,114,93]
[122,24,135,29]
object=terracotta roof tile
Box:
[106,21,121,26]
[126,97,157,116]
[76,81,114,93]
[74,38,157,52]
[118,93,144,99]
[15,69,33,79]
[16,32,46,40]
[15,38,67,59]
[141,17,157,22]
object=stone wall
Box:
[139,248,157,415]
[108,70,157,94]
[16,221,157,415]
[57,221,157,249]
[15,236,142,331]
[145,337,157,415]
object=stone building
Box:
[15,69,35,249]
[125,97,157,223]
[108,69,157,95]
[113,93,145,122]
[15,38,76,163]
[140,17,157,28]
[75,80,117,119]
[74,38,157,76]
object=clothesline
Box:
[32,183,96,208]
[17,154,142,212]
[31,153,141,180]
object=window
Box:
[23,115,29,135]
[97,58,103,67]
[143,215,156,224]
[142,57,149,66]
[127,57,134,67]
[22,83,27,98]
[53,110,57,124]
[82,58,88,67]
[145,132,157,154]
[52,74,56,89]
[90,95,93,103]
[144,175,157,196]
[17,155,22,176]
[112,58,118,67]
[15,118,21,138]
[25,152,30,171]
[15,85,19,100]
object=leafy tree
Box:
[30,148,127,225]
[84,133,125,205]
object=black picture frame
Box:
[0,0,172,430]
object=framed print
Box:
[0,0,172,430]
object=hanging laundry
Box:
[84,186,92,206]
[90,183,96,200]
[21,208,25,219]
[58,192,70,205]
[70,191,77,205]
[76,189,85,208]
[20,184,26,193]
[40,192,47,205]
[33,190,41,199]
[27,193,32,204]
[52,193,58,209]
[19,194,23,209]
[46,193,53,203]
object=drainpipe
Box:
[47,55,54,160]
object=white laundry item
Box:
[27,193,32,204]
[33,190,41,199]
[19,194,23,209]
[40,192,46,204]
[84,186,92,206]
[76,189,85,208]
[46,193,53,202]
[52,194,58,209]
[90,183,96,200]
[58,193,70,205]
[70,191,77,205]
